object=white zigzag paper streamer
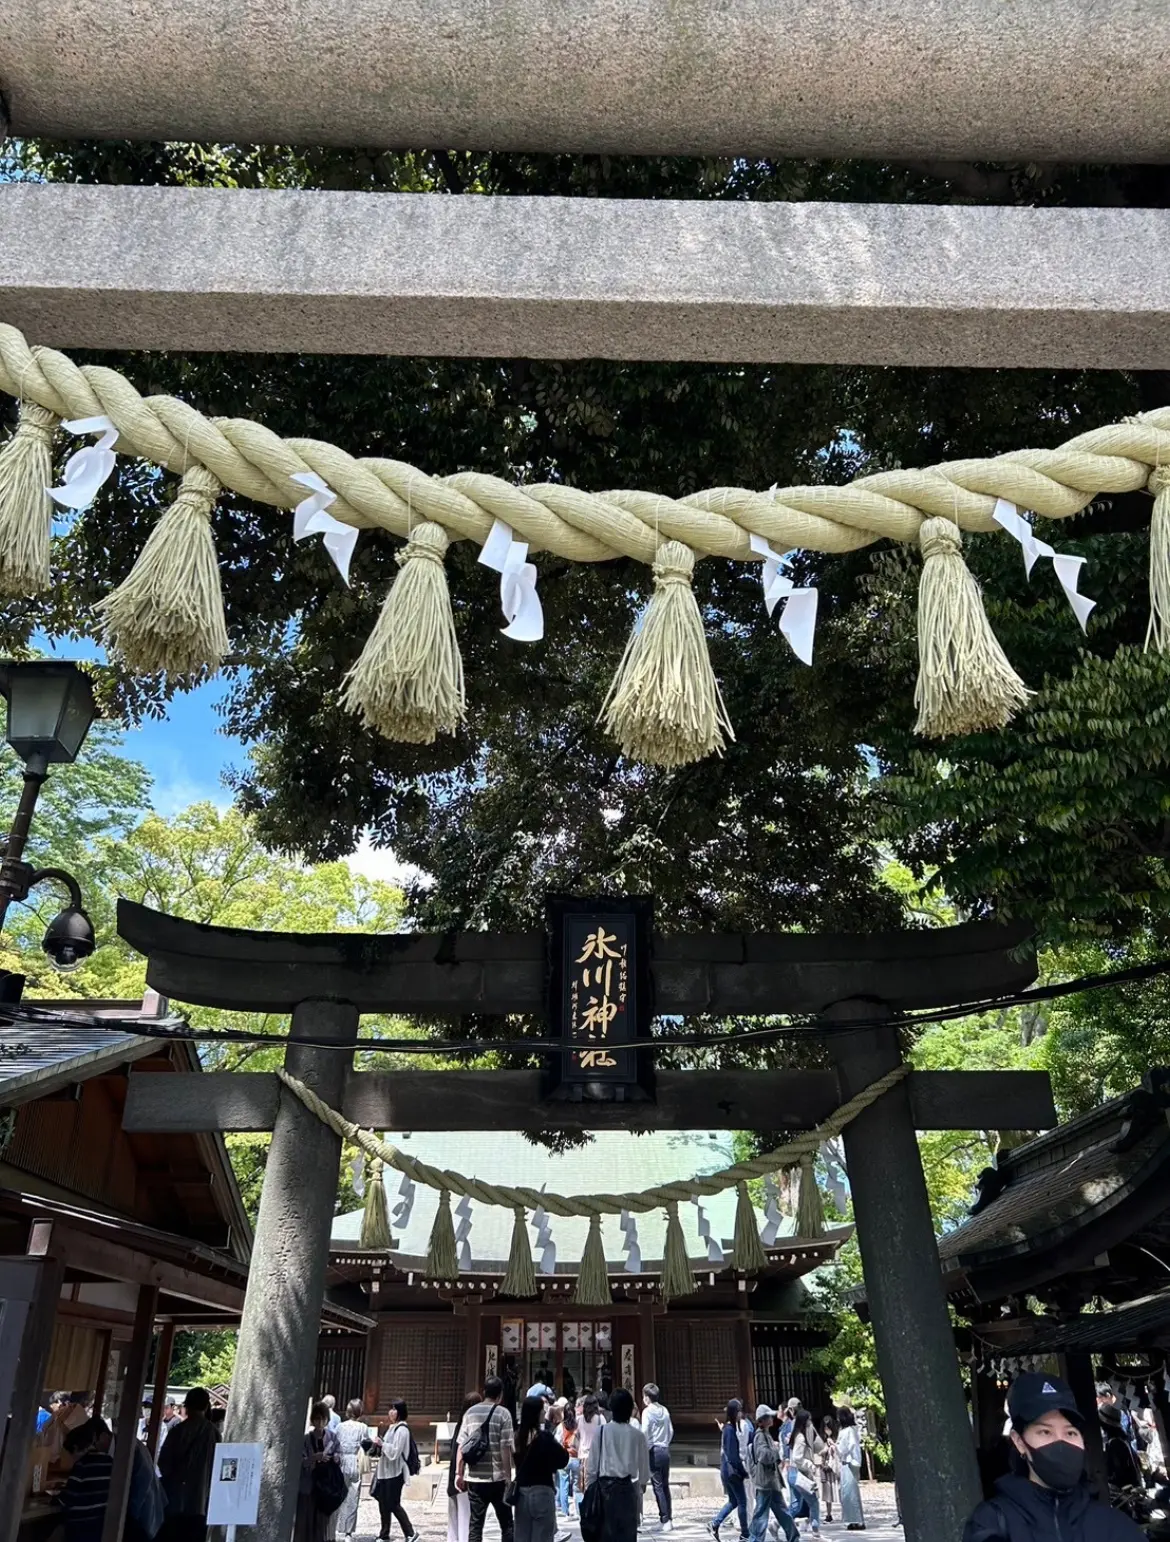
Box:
[392,1168,416,1229]
[761,1176,784,1247]
[694,1199,725,1265]
[620,1208,642,1274]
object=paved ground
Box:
[349,1481,902,1542]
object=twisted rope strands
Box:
[275,1062,910,1217]
[4,324,1170,569]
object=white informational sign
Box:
[207,1443,264,1525]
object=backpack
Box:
[313,1457,347,1516]
[462,1406,498,1470]
[407,1433,421,1476]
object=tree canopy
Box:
[3,140,1169,948]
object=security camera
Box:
[42,906,96,973]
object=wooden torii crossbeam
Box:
[119,897,1053,1134]
[115,899,1052,1542]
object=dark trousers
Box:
[750,1489,797,1542]
[157,1520,208,1542]
[468,1480,514,1542]
[377,1472,413,1539]
[649,1446,672,1522]
[714,1474,748,1535]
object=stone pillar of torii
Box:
[119,901,1054,1542]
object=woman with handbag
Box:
[818,1417,840,1524]
[295,1401,343,1542]
[328,1399,370,1542]
[583,1389,649,1542]
[372,1401,419,1542]
[513,1394,570,1542]
[788,1410,824,1537]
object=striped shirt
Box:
[60,1450,113,1537]
[459,1401,514,1484]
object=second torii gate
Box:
[117,899,1054,1542]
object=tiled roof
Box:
[332,1127,826,1268]
[0,996,170,1106]
[976,1291,1170,1357]
[939,1074,1170,1271]
[938,1135,1158,1262]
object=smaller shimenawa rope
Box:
[276,1061,910,1215]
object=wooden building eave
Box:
[0,1187,371,1332]
[327,1227,852,1309]
[939,1072,1170,1308]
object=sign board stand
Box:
[207,1442,263,1532]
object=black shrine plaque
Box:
[545,895,654,1102]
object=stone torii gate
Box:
[118,900,1055,1542]
[1,5,1148,1533]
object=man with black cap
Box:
[963,1372,1145,1541]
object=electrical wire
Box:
[2,949,1169,1055]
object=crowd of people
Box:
[40,1385,220,1542]
[705,1397,866,1542]
[40,1364,1170,1542]
[435,1377,860,1542]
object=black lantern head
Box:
[0,662,98,766]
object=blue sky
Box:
[36,633,242,813]
[124,675,242,816]
[35,634,417,884]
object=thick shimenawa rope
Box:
[3,325,1170,571]
[275,1061,909,1217]
[8,322,1170,755]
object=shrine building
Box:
[324,1129,849,1429]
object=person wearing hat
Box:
[962,1372,1146,1541]
[747,1407,797,1542]
[1098,1404,1144,1494]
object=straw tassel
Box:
[341,521,465,745]
[600,541,733,767]
[426,1188,459,1278]
[660,1200,697,1303]
[573,1214,611,1306]
[98,465,228,676]
[0,401,58,596]
[1147,466,1170,652]
[795,1154,825,1238]
[359,1155,392,1251]
[732,1181,768,1272]
[500,1205,538,1298]
[914,516,1031,737]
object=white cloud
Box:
[149,771,233,818]
[346,835,432,892]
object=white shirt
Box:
[587,1422,650,1486]
[377,1422,411,1480]
[837,1427,861,1468]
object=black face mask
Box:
[1023,1438,1085,1491]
